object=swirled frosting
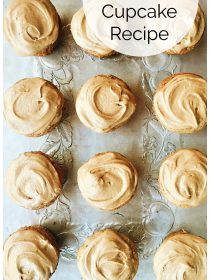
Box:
[4,78,63,136]
[168,5,205,54]
[77,229,138,280]
[4,227,59,280]
[71,8,113,57]
[159,149,207,208]
[77,152,138,211]
[4,0,60,56]
[154,231,207,280]
[76,75,137,133]
[4,152,62,210]
[153,73,207,133]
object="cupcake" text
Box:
[102,4,177,22]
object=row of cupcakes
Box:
[4,148,207,211]
[4,226,207,279]
[4,1,205,57]
[4,72,207,136]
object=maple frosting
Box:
[4,0,60,56]
[4,152,62,210]
[154,231,207,280]
[71,8,113,57]
[159,149,207,208]
[168,5,205,54]
[77,152,138,211]
[76,75,137,133]
[77,229,138,280]
[4,227,59,280]
[4,78,63,136]
[153,73,207,133]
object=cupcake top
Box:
[77,229,139,280]
[154,231,207,280]
[153,73,207,133]
[4,152,62,210]
[4,78,63,137]
[4,227,59,280]
[167,5,205,55]
[71,8,114,58]
[76,75,137,133]
[4,0,60,56]
[77,152,138,211]
[159,149,207,208]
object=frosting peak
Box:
[4,152,62,210]
[154,231,207,280]
[4,78,63,136]
[168,5,205,54]
[71,8,113,57]
[77,229,138,280]
[77,152,138,211]
[4,0,60,56]
[159,149,207,208]
[4,227,59,280]
[153,73,207,133]
[76,75,137,133]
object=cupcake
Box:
[153,73,207,133]
[77,229,139,280]
[166,5,205,55]
[154,230,207,280]
[159,149,207,208]
[4,78,64,137]
[71,8,114,58]
[4,0,61,56]
[76,75,137,133]
[4,226,59,279]
[4,152,63,210]
[77,152,138,211]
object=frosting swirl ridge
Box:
[168,5,205,54]
[4,0,60,56]
[4,152,62,210]
[71,8,113,57]
[4,227,59,280]
[4,78,63,136]
[77,152,138,211]
[76,75,137,133]
[154,231,207,280]
[77,229,139,280]
[153,73,207,133]
[159,149,207,208]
